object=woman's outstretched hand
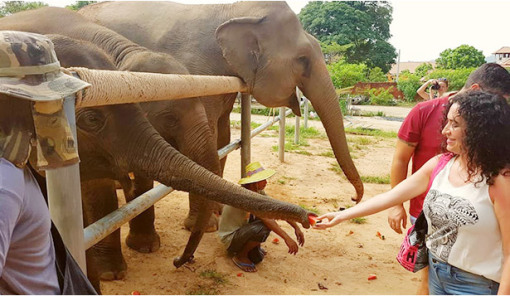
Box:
[313,212,344,229]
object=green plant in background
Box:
[415,62,434,78]
[339,98,349,115]
[367,67,388,82]
[436,44,485,70]
[367,87,396,106]
[396,71,422,102]
[327,60,368,89]
[427,68,475,91]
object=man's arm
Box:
[286,220,304,246]
[259,218,299,254]
[387,138,416,234]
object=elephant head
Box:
[215,3,364,202]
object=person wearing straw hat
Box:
[0,31,94,294]
[218,162,305,272]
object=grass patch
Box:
[200,270,229,285]
[230,120,262,130]
[359,111,386,117]
[345,127,397,138]
[300,204,320,215]
[347,136,377,146]
[268,125,323,139]
[360,175,390,184]
[350,217,367,224]
[318,151,335,158]
[272,141,311,155]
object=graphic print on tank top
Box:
[423,189,479,261]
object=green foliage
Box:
[366,87,395,106]
[320,41,352,64]
[367,67,387,82]
[65,1,96,11]
[415,62,433,77]
[299,1,396,72]
[339,98,349,115]
[436,44,485,69]
[426,68,475,91]
[396,72,422,102]
[199,270,229,285]
[0,1,47,16]
[327,60,367,88]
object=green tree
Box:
[320,41,351,64]
[299,1,396,73]
[415,62,433,77]
[436,44,485,69]
[0,1,47,17]
[66,1,96,11]
[327,60,367,89]
[368,67,387,82]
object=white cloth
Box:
[0,158,60,294]
[217,205,249,248]
[423,156,502,283]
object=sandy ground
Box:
[101,106,423,295]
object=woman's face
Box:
[442,103,465,154]
[438,81,448,94]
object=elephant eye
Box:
[77,109,106,133]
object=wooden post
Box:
[279,107,286,162]
[240,93,251,177]
[46,96,87,274]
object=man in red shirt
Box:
[388,63,510,294]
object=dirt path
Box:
[101,108,422,295]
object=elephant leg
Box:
[81,178,127,281]
[183,193,219,232]
[174,196,215,267]
[125,176,161,253]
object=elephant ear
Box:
[215,16,266,92]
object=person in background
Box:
[417,77,449,101]
[388,63,510,293]
[316,90,510,295]
[218,162,304,272]
[0,31,91,294]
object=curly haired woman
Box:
[315,90,510,295]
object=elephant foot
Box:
[100,269,127,281]
[183,214,219,233]
[92,252,128,281]
[126,231,161,253]
[173,255,194,268]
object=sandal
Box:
[232,256,257,272]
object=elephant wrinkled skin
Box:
[0,8,313,287]
[79,1,364,202]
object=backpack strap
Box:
[426,153,454,191]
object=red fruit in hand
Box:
[308,214,321,226]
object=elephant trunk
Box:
[123,116,310,227]
[302,61,364,202]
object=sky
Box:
[37,0,510,62]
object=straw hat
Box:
[238,161,276,185]
[0,30,89,101]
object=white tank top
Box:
[423,157,502,283]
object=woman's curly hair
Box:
[442,90,510,185]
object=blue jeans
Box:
[428,252,499,295]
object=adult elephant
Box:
[0,6,231,279]
[79,1,364,201]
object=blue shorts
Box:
[428,252,499,295]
